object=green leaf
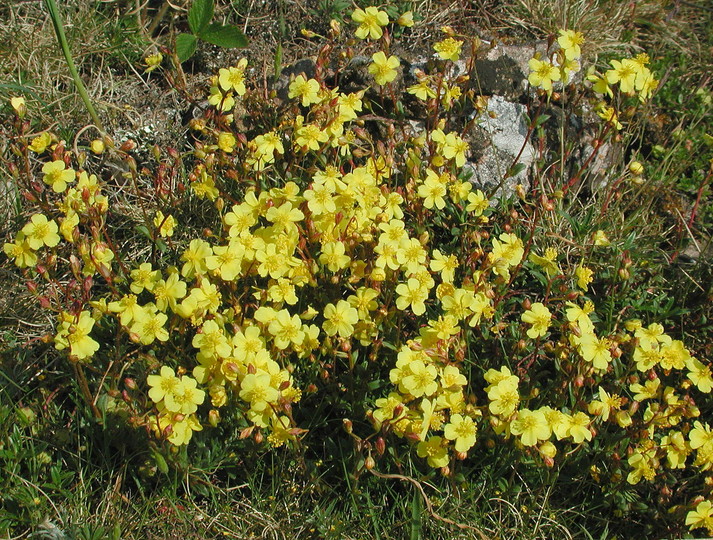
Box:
[176,33,198,62]
[274,42,283,79]
[410,491,422,540]
[188,0,213,35]
[199,24,248,48]
[506,162,527,178]
[534,113,551,127]
[155,238,168,253]
[152,450,169,475]
[135,225,151,239]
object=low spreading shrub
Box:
[3,6,712,537]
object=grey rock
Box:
[472,42,547,101]
[464,95,534,198]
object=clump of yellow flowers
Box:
[4,8,710,536]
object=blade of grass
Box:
[43,0,104,132]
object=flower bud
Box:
[628,161,644,176]
[364,456,375,470]
[375,437,386,456]
[254,430,264,444]
[90,139,105,155]
[124,377,137,390]
[10,96,27,118]
[119,139,136,152]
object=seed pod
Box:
[375,437,386,456]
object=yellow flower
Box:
[687,357,713,393]
[108,294,144,327]
[130,262,160,294]
[147,366,180,404]
[193,319,232,358]
[592,229,610,246]
[597,105,622,130]
[207,83,235,112]
[407,79,436,101]
[588,387,623,422]
[397,11,414,27]
[218,59,248,95]
[433,38,463,61]
[487,379,519,417]
[90,139,105,154]
[661,431,690,469]
[322,300,358,338]
[21,214,60,249]
[510,408,550,446]
[629,378,660,402]
[689,421,713,454]
[521,302,552,339]
[396,238,427,274]
[417,436,449,468]
[441,132,469,167]
[319,241,351,272]
[29,132,52,153]
[144,52,163,73]
[563,412,592,443]
[575,265,594,291]
[490,233,524,268]
[206,241,246,281]
[466,189,489,215]
[3,233,37,268]
[395,278,429,315]
[54,311,100,361]
[606,58,638,93]
[528,58,561,92]
[130,306,169,345]
[430,249,458,283]
[268,309,305,349]
[42,160,75,193]
[10,96,26,117]
[288,75,321,107]
[578,332,612,370]
[444,414,477,452]
[529,247,561,278]
[368,51,400,86]
[557,30,584,60]
[294,123,329,150]
[685,500,713,535]
[239,372,279,412]
[217,131,237,153]
[153,210,176,238]
[418,169,448,209]
[163,376,206,415]
[351,6,389,40]
[152,271,187,312]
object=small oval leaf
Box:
[176,33,198,62]
[188,0,213,35]
[199,24,248,48]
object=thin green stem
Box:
[44,0,105,132]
